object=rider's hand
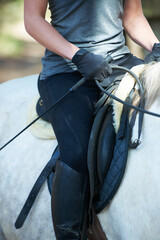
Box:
[144,43,160,63]
[72,49,112,82]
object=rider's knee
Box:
[61,141,88,174]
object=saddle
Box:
[15,75,140,231]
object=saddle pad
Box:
[27,95,56,139]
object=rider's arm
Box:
[24,0,111,81]
[24,0,79,60]
[122,0,159,52]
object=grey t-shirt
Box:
[40,0,130,80]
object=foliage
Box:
[0,0,23,25]
[0,33,24,57]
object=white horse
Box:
[0,62,160,240]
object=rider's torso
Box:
[40,0,130,80]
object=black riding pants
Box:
[38,53,143,175]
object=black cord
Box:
[110,65,144,96]
[95,72,160,118]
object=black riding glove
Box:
[72,49,112,82]
[144,43,160,63]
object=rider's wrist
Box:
[72,49,88,65]
[152,42,160,51]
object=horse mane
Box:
[112,62,160,132]
[140,62,160,109]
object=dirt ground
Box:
[0,57,41,83]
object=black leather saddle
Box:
[15,79,130,228]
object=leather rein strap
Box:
[15,146,60,229]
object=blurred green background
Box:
[0,0,159,83]
[0,0,45,83]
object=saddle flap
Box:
[87,104,116,210]
[93,106,130,213]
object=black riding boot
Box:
[51,160,89,240]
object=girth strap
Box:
[129,96,145,149]
[15,146,60,229]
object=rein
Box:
[0,65,160,151]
